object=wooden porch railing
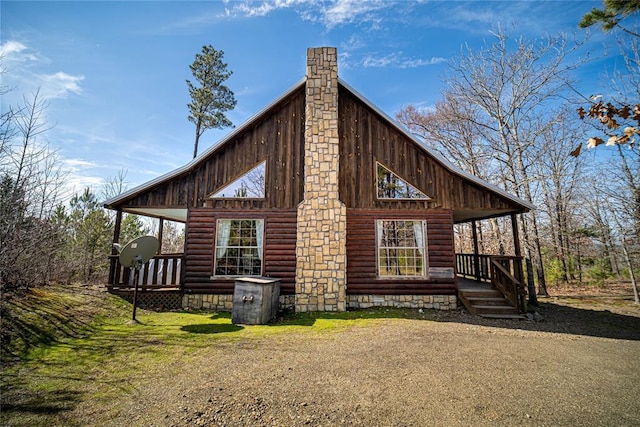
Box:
[108,253,183,289]
[456,253,492,282]
[456,253,526,313]
[490,257,526,313]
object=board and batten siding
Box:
[119,87,305,210]
[338,86,517,212]
[346,209,456,295]
[183,208,297,295]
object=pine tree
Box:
[187,45,237,159]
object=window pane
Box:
[377,163,428,200]
[377,220,426,277]
[211,162,266,198]
[214,219,263,276]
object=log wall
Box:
[346,209,456,295]
[184,208,297,295]
[184,208,456,296]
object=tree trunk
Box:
[620,239,639,304]
[525,257,538,307]
[193,119,202,159]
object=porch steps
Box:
[458,281,523,319]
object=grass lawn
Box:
[0,284,422,426]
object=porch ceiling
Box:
[122,207,187,223]
[453,209,521,224]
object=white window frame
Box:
[212,219,264,278]
[376,219,428,278]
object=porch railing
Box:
[490,257,526,313]
[456,253,526,313]
[108,253,183,289]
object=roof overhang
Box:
[453,209,523,224]
[119,207,187,223]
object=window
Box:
[377,220,427,277]
[211,162,266,198]
[376,162,429,200]
[214,219,264,277]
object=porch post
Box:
[109,210,123,285]
[472,220,481,282]
[510,214,523,283]
[157,218,164,254]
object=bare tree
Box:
[440,29,587,297]
[398,29,586,298]
[0,90,66,291]
[533,110,587,283]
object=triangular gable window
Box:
[211,162,266,199]
[376,162,430,200]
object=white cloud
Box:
[361,52,446,69]
[0,40,42,64]
[1,40,84,100]
[321,0,389,29]
[0,40,27,57]
[223,0,311,18]
[221,0,394,30]
[40,71,85,98]
[63,158,97,169]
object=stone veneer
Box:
[183,294,296,311]
[348,295,457,310]
[295,47,347,312]
[182,293,455,312]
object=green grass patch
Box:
[1,286,436,426]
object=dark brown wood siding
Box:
[338,86,518,212]
[183,208,297,294]
[346,209,456,295]
[120,86,305,210]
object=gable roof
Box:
[104,77,534,222]
[338,80,535,215]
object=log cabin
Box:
[104,47,534,317]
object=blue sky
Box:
[1,0,617,200]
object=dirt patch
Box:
[3,283,640,426]
[102,318,640,427]
[89,284,640,426]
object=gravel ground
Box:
[88,297,640,427]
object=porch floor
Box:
[457,277,493,291]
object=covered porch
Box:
[453,209,528,317]
[106,206,187,308]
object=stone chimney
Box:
[295,47,347,312]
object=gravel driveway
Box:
[92,300,640,427]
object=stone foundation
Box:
[348,295,458,310]
[182,293,455,311]
[182,294,295,311]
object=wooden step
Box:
[463,296,509,306]
[459,289,502,298]
[458,284,522,318]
